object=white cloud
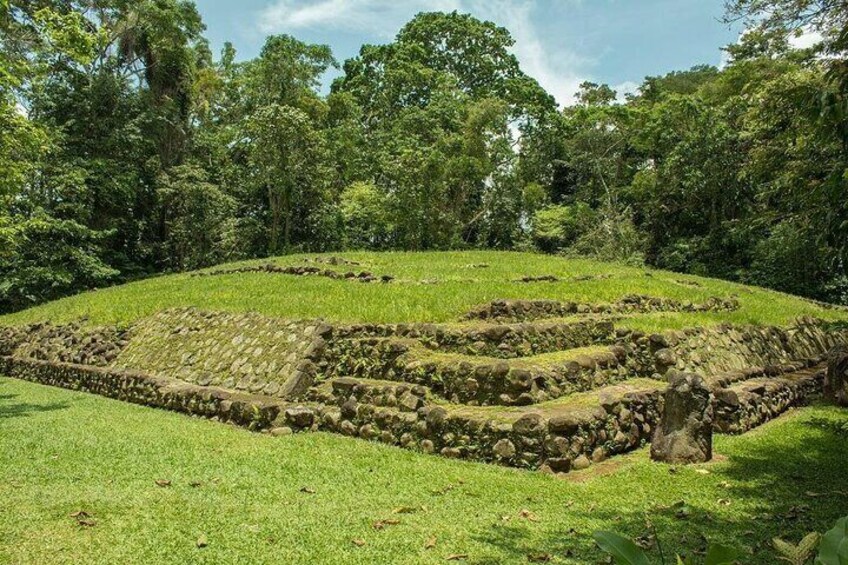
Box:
[613,80,640,103]
[789,28,824,49]
[257,0,589,106]
[259,0,462,37]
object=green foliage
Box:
[569,205,646,266]
[773,532,821,565]
[597,514,848,565]
[155,164,238,270]
[339,181,392,249]
[3,0,848,311]
[245,103,329,253]
[817,517,848,565]
[530,203,594,253]
[594,530,741,564]
[593,531,652,565]
[0,211,118,313]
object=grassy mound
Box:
[1,251,845,330]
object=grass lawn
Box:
[2,376,847,564]
[1,251,845,330]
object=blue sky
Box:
[194,0,744,105]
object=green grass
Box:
[2,377,847,564]
[1,251,845,329]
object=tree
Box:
[339,181,391,249]
[155,164,237,270]
[245,104,329,254]
[0,211,118,313]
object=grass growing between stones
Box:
[0,251,845,329]
[2,376,847,565]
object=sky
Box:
[194,0,746,106]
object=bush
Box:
[339,181,392,249]
[530,202,595,253]
[569,205,645,266]
[746,222,832,300]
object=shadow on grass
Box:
[471,407,848,564]
[0,388,69,420]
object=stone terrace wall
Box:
[463,295,740,322]
[0,322,129,364]
[113,308,330,398]
[0,356,286,430]
[0,354,661,471]
[619,319,848,378]
[329,319,615,358]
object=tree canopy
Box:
[1,0,847,312]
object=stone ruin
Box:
[1,294,847,475]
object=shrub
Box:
[530,202,595,253]
[155,165,238,271]
[569,205,645,266]
[339,181,393,249]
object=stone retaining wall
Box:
[0,356,285,430]
[0,322,129,365]
[0,354,659,471]
[713,369,824,434]
[0,354,827,473]
[463,295,740,322]
[113,308,328,399]
[329,319,615,358]
[620,318,848,378]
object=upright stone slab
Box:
[825,344,848,407]
[651,373,713,464]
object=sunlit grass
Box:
[1,251,844,329]
[2,377,846,564]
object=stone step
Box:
[463,295,740,322]
[326,317,616,358]
[712,365,825,434]
[319,338,644,406]
[314,378,666,472]
[307,377,432,412]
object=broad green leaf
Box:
[816,517,848,565]
[704,544,741,565]
[593,531,651,565]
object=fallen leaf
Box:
[393,506,418,514]
[299,487,316,494]
[196,535,208,548]
[155,479,171,488]
[446,554,468,561]
[69,510,89,519]
[528,552,552,562]
[189,481,202,488]
[519,509,538,522]
[352,539,366,547]
[77,519,96,527]
[425,536,437,549]
[717,499,732,506]
[373,519,401,530]
[695,469,710,475]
